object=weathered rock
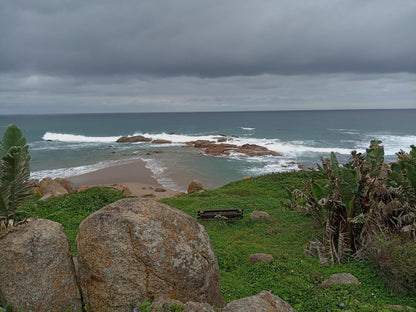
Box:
[116,135,152,143]
[184,301,215,312]
[249,253,274,265]
[223,290,297,312]
[155,188,166,192]
[54,177,78,194]
[249,211,273,221]
[0,219,82,312]
[187,140,282,158]
[187,180,203,194]
[320,273,360,288]
[35,177,69,200]
[76,198,223,312]
[235,144,283,157]
[242,176,252,180]
[152,139,172,144]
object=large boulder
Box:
[76,198,223,312]
[223,291,296,312]
[0,219,82,312]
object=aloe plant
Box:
[0,124,33,228]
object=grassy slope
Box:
[160,171,416,311]
[20,172,416,311]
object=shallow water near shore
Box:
[1,109,415,191]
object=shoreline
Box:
[67,160,183,200]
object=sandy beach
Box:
[67,161,182,200]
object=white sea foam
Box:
[30,161,113,180]
[141,158,180,191]
[240,127,255,130]
[42,132,120,143]
[245,159,300,175]
[360,134,416,156]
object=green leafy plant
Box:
[291,141,416,264]
[0,124,33,231]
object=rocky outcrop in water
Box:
[116,135,152,143]
[186,141,282,157]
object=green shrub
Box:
[369,233,416,295]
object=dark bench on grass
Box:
[197,209,244,221]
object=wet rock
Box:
[152,139,172,144]
[155,188,166,192]
[76,198,223,311]
[116,135,152,143]
[0,219,82,312]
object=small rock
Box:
[249,253,274,265]
[187,180,203,194]
[223,290,296,312]
[242,176,252,180]
[184,301,215,312]
[320,273,360,288]
[249,211,273,221]
[155,188,166,192]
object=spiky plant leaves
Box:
[0,124,28,159]
[0,124,32,227]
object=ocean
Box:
[0,109,415,192]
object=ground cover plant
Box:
[161,170,416,311]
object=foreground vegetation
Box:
[161,171,416,311]
[3,171,415,311]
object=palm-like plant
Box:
[0,124,33,229]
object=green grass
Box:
[12,171,416,311]
[160,171,416,311]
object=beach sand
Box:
[67,161,182,200]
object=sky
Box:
[0,0,415,114]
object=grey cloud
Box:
[1,0,415,78]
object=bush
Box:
[369,234,416,295]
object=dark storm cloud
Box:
[1,0,415,78]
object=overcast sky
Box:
[0,0,415,114]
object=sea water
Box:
[0,110,415,191]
